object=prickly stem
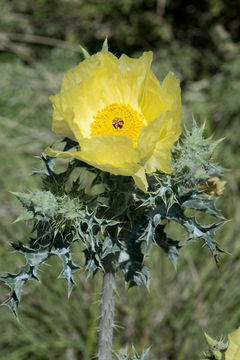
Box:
[98,271,116,360]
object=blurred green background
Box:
[0,0,239,359]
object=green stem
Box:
[98,270,116,360]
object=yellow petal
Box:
[138,110,181,173]
[118,51,153,114]
[139,70,164,123]
[162,72,182,113]
[45,147,78,159]
[61,51,117,92]
[50,93,74,138]
[45,135,148,192]
[79,135,148,191]
[225,327,240,360]
[119,51,152,73]
[137,72,182,173]
[132,166,148,193]
[50,52,120,139]
[79,135,138,164]
[139,71,181,125]
[143,139,172,174]
[57,54,127,139]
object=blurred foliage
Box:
[0,0,239,359]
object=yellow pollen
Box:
[90,103,145,147]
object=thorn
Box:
[80,45,90,59]
[101,37,108,52]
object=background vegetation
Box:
[0,0,239,359]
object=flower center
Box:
[112,117,124,129]
[90,103,145,147]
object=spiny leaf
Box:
[172,120,225,187]
[0,244,50,315]
[131,346,150,360]
[119,240,150,288]
[137,219,155,251]
[32,153,56,176]
[11,191,33,207]
[101,236,121,259]
[182,191,225,219]
[1,242,80,314]
[152,173,178,210]
[116,346,150,360]
[52,247,80,297]
[13,210,34,223]
[84,248,102,277]
[155,226,182,270]
[167,203,225,259]
[12,191,57,219]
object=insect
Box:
[112,117,124,129]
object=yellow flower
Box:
[46,50,182,192]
